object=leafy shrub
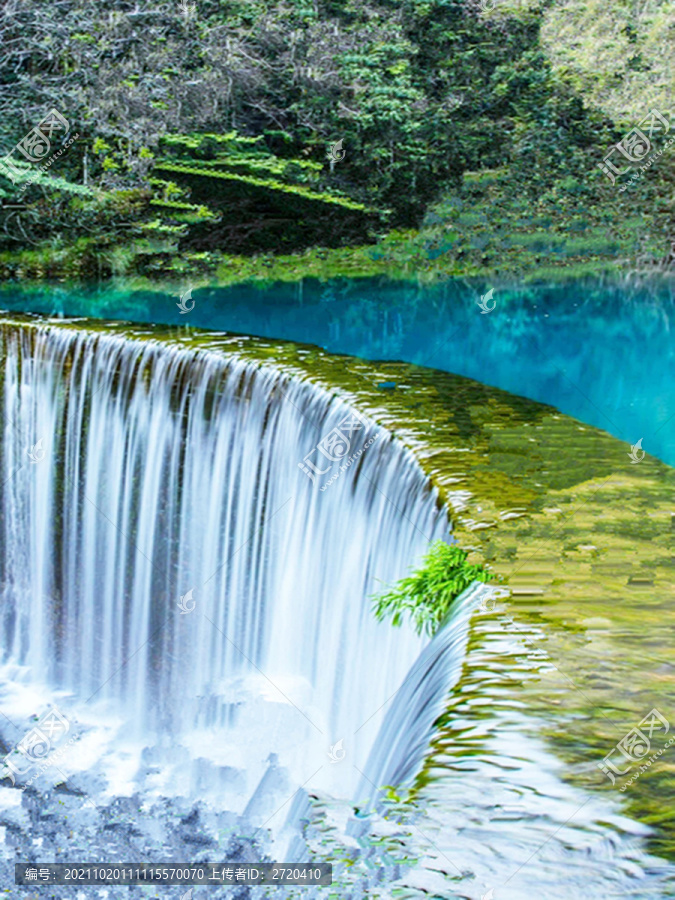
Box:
[372,540,493,637]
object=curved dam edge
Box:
[1,311,674,857]
[2,311,671,555]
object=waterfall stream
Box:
[0,321,460,811]
[1,319,672,899]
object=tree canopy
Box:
[0,0,671,268]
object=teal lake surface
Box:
[1,276,673,466]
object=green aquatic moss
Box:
[1,311,674,859]
[153,163,372,212]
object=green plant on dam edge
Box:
[372,540,494,638]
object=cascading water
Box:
[0,320,462,816]
[1,319,671,900]
[358,583,480,802]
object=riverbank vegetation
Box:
[0,0,672,282]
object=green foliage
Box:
[0,0,669,267]
[148,131,381,253]
[540,0,674,126]
[154,162,370,211]
[372,540,493,637]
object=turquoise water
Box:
[1,276,673,465]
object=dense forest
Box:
[0,0,672,280]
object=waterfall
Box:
[358,583,481,803]
[0,321,457,809]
